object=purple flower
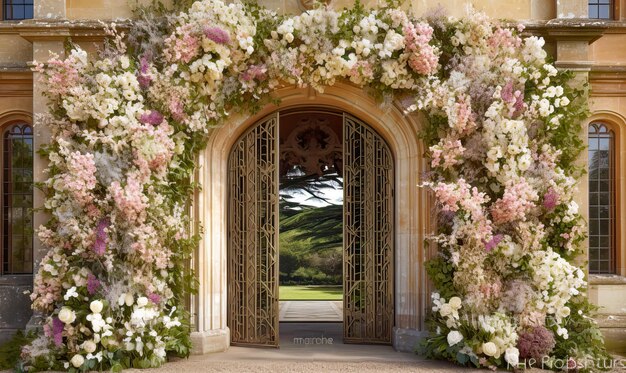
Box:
[87,273,101,295]
[204,26,230,45]
[93,218,109,256]
[517,326,556,360]
[52,317,64,347]
[140,110,164,126]
[148,293,161,304]
[484,234,503,252]
[543,188,558,211]
[137,54,153,89]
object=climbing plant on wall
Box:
[21,0,609,371]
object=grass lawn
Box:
[279,285,342,300]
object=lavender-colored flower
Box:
[517,326,556,360]
[93,218,109,256]
[204,26,230,45]
[87,273,101,295]
[140,110,164,126]
[52,317,64,347]
[501,81,515,102]
[148,293,161,304]
[543,188,558,211]
[484,234,503,252]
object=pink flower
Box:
[93,218,109,256]
[52,317,64,347]
[484,234,503,252]
[517,326,556,360]
[204,26,230,45]
[137,55,153,89]
[543,188,558,211]
[164,24,200,63]
[404,22,438,75]
[109,174,149,223]
[148,293,161,304]
[87,273,100,295]
[491,178,538,225]
[241,64,267,82]
[61,152,97,206]
[140,110,164,126]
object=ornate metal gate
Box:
[227,113,279,347]
[343,113,394,344]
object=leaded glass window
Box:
[588,123,615,274]
[3,0,34,20]
[1,123,33,275]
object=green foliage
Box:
[425,255,456,300]
[0,331,35,371]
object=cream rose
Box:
[448,297,462,310]
[137,296,149,307]
[482,342,498,357]
[124,293,134,307]
[439,303,453,317]
[557,306,571,318]
[58,307,76,324]
[70,354,84,368]
[82,340,97,354]
[90,300,104,314]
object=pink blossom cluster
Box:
[491,178,538,224]
[109,174,149,223]
[501,81,525,118]
[61,152,97,206]
[130,224,171,270]
[403,22,438,75]
[164,24,201,63]
[430,138,466,169]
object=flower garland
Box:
[22,0,608,371]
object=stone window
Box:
[0,123,33,275]
[588,123,616,274]
[2,0,33,20]
[588,0,614,19]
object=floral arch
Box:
[22,0,609,371]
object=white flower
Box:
[482,342,498,357]
[120,56,130,69]
[285,33,294,43]
[64,286,79,301]
[137,296,149,307]
[70,354,85,368]
[447,330,463,346]
[90,300,104,314]
[82,340,97,354]
[557,306,571,318]
[125,293,134,307]
[58,307,76,324]
[448,297,462,310]
[439,303,453,317]
[505,347,520,366]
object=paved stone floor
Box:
[279,301,343,322]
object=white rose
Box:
[90,300,104,314]
[448,297,462,310]
[82,340,97,354]
[120,56,130,69]
[70,354,84,368]
[58,307,76,324]
[482,342,498,357]
[125,293,134,307]
[446,330,463,346]
[505,347,520,366]
[137,297,149,307]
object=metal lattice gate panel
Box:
[343,113,394,344]
[227,114,279,347]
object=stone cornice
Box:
[522,19,609,43]
[0,19,131,42]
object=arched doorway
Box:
[226,109,394,347]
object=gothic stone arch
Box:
[190,83,430,354]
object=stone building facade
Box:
[0,0,624,354]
